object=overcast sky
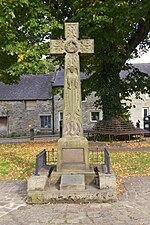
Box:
[130,50,150,63]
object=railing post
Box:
[107,154,111,174]
[104,148,111,174]
[52,148,54,162]
[34,149,47,176]
[43,149,46,166]
[35,155,39,176]
[60,120,63,138]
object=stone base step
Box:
[27,185,117,204]
[60,174,85,190]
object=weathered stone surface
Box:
[62,148,84,163]
[27,186,117,204]
[57,136,89,171]
[50,22,94,171]
[28,175,48,191]
[27,167,117,203]
[60,174,85,190]
[0,100,52,137]
[99,172,116,190]
[48,170,95,187]
[50,23,94,138]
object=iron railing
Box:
[89,148,103,163]
[46,148,57,165]
[35,149,46,176]
[89,148,111,174]
[104,148,111,174]
[35,148,111,175]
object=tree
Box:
[0,0,57,84]
[1,0,150,121]
[49,0,150,120]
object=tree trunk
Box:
[101,63,122,120]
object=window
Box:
[90,112,100,122]
[40,115,51,128]
[143,108,149,117]
[25,101,36,110]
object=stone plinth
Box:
[99,172,116,190]
[28,174,48,191]
[60,174,85,190]
[57,136,89,171]
[27,166,117,204]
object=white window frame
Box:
[58,112,63,130]
[90,111,100,122]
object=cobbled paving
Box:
[0,177,149,225]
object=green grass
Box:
[110,152,150,176]
[0,158,10,175]
[0,143,150,180]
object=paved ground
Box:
[0,177,149,225]
[0,135,59,144]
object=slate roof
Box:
[54,63,150,87]
[120,63,150,78]
[0,63,150,101]
[0,74,53,101]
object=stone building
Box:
[0,75,53,136]
[0,63,150,137]
[0,73,101,137]
[53,69,102,134]
[120,63,150,130]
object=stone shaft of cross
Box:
[50,23,94,137]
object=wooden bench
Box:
[84,129,149,141]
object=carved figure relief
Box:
[67,66,78,89]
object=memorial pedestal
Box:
[57,136,89,171]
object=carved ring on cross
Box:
[65,40,78,53]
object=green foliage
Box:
[49,0,150,119]
[0,0,150,119]
[0,0,57,83]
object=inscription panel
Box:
[62,148,84,163]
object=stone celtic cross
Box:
[50,23,94,138]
